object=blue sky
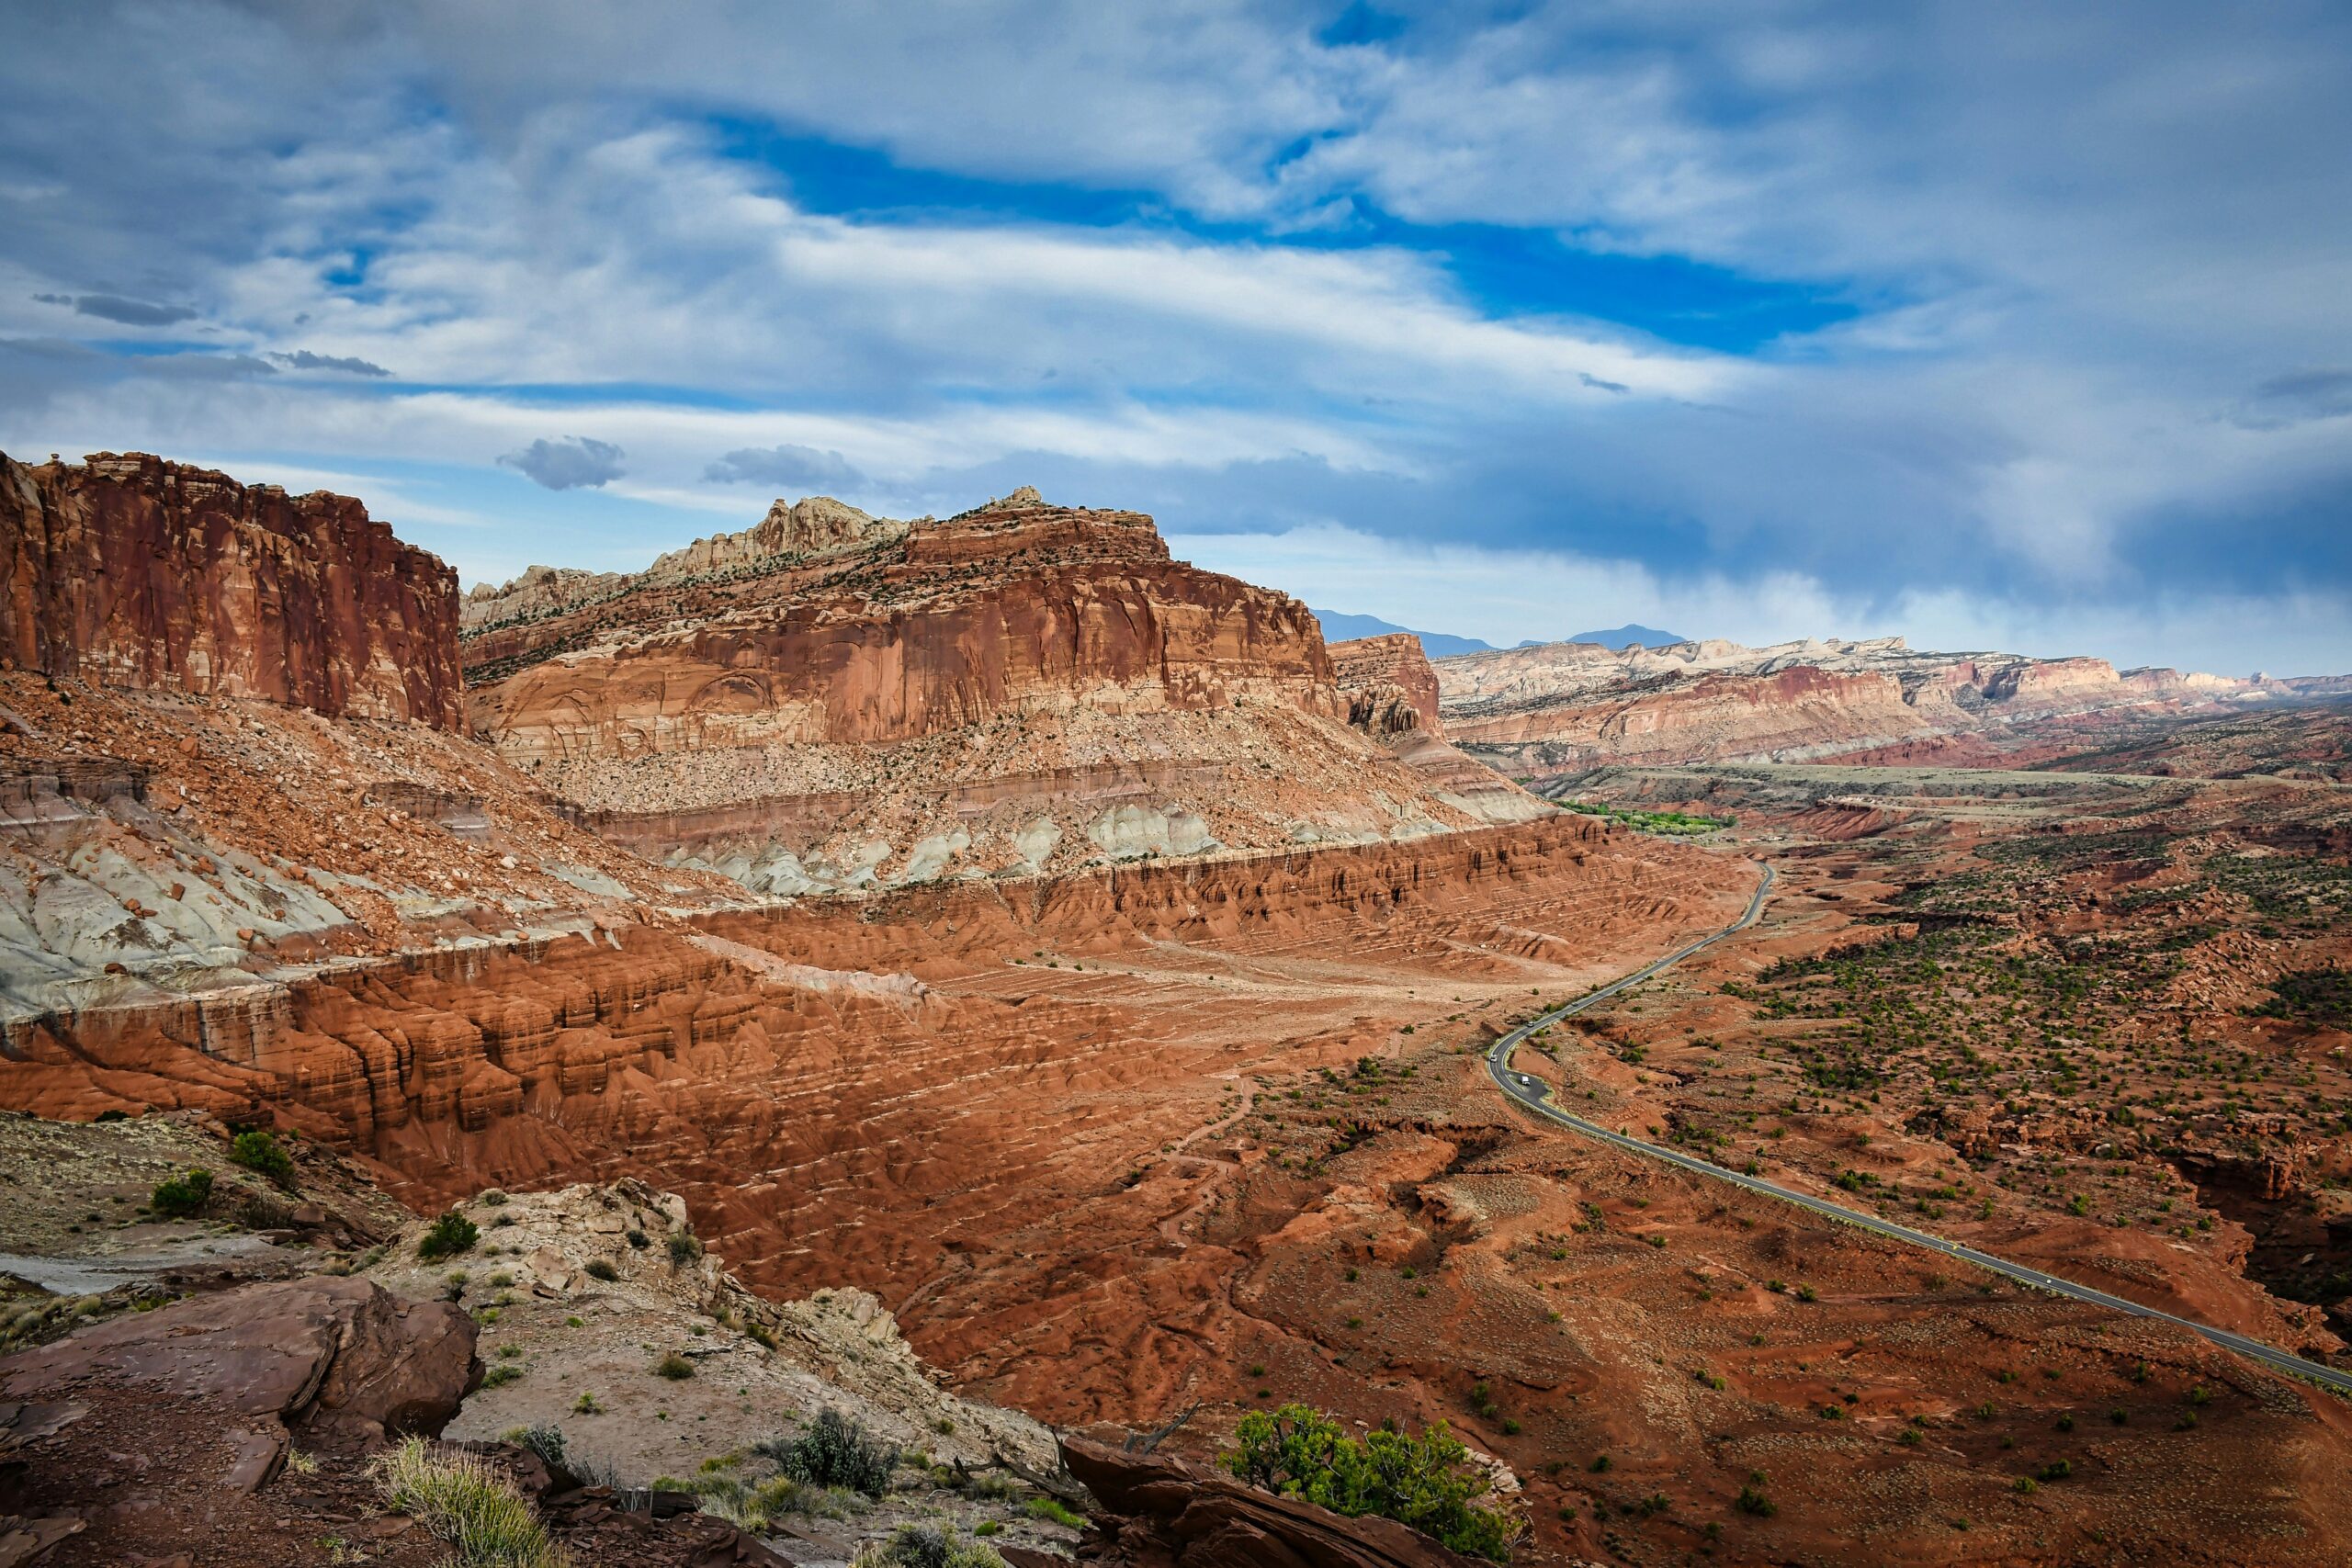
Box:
[3,1,2349,673]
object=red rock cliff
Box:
[0,451,463,729]
[469,490,1340,762]
[1330,632,1443,739]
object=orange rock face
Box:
[469,493,1338,762]
[0,451,462,729]
[462,490,1540,888]
[1330,632,1442,739]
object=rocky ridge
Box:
[1435,633,2337,774]
[1,451,463,729]
[464,489,1545,890]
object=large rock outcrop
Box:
[0,451,463,729]
[1055,1435,1491,1568]
[469,490,1340,760]
[1330,633,1442,741]
[0,1276,476,1472]
[465,489,1542,886]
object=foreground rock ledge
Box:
[1048,1434,1494,1568]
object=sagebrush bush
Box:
[773,1409,894,1496]
[374,1437,567,1567]
[853,1523,1006,1568]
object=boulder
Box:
[0,1276,476,1458]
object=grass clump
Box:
[1023,1496,1086,1529]
[653,1351,696,1381]
[374,1436,567,1567]
[419,1211,481,1261]
[150,1168,213,1218]
[853,1523,1006,1568]
[1223,1402,1518,1561]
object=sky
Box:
[3,2,2349,675]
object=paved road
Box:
[1485,861,2352,1399]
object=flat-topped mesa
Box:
[0,450,463,729]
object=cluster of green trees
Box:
[1555,799,1733,835]
[1222,1403,1519,1561]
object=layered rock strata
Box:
[466,490,1542,887]
[1437,634,2301,773]
[1330,632,1443,740]
[0,451,463,729]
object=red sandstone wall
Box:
[0,451,463,729]
[470,501,1340,761]
[1329,633,1442,738]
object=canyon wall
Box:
[0,810,1748,1288]
[0,451,463,729]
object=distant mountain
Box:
[1555,624,1689,649]
[1310,609,1495,660]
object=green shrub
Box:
[229,1130,295,1185]
[1222,1402,1517,1561]
[1023,1496,1085,1529]
[653,1352,695,1381]
[667,1231,703,1265]
[584,1258,619,1281]
[419,1212,480,1261]
[373,1436,565,1567]
[770,1408,895,1496]
[151,1168,213,1218]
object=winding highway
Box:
[1485,860,2352,1398]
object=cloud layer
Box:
[0,1,2346,672]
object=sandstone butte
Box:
[459,485,1547,893]
[0,450,464,729]
[1432,631,2351,773]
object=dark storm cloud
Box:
[704,444,865,491]
[2233,369,2352,429]
[500,436,627,490]
[268,349,392,377]
[56,293,201,327]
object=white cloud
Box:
[1,1,2346,671]
[1176,521,2352,679]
